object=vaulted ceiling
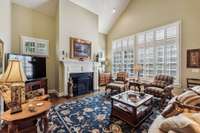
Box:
[12,0,130,34]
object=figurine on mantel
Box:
[95,54,99,62]
[68,78,73,96]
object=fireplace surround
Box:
[61,60,99,97]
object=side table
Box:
[129,81,143,92]
[0,101,51,133]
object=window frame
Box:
[112,21,181,85]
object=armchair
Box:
[105,72,129,96]
[114,72,128,84]
[144,75,174,107]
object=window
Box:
[112,36,135,77]
[112,22,181,84]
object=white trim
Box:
[48,89,58,94]
[61,60,99,97]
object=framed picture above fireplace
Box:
[70,37,92,60]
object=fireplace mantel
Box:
[61,60,99,97]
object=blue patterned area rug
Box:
[48,94,160,133]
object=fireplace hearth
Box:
[70,73,93,96]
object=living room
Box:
[0,0,200,132]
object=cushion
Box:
[152,80,167,88]
[160,113,200,133]
[183,113,200,125]
[161,102,184,118]
[191,86,200,94]
[145,87,164,94]
[176,90,200,106]
[154,75,174,85]
[161,89,200,118]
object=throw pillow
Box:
[160,114,200,133]
[161,101,183,118]
[161,89,200,118]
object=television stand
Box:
[25,78,48,94]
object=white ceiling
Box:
[12,0,130,34]
[12,0,58,17]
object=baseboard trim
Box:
[48,89,60,97]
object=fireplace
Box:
[70,72,93,96]
[61,60,99,97]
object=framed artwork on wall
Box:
[21,36,49,57]
[70,37,92,60]
[187,49,200,68]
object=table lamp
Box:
[0,60,27,114]
[133,64,143,81]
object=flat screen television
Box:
[6,53,46,81]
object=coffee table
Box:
[111,90,153,127]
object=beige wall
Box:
[107,0,200,87]
[57,0,100,95]
[0,0,11,53]
[58,0,98,56]
[98,33,107,54]
[11,4,57,91]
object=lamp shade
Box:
[133,64,143,72]
[0,60,27,83]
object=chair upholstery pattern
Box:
[116,72,128,82]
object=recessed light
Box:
[112,8,116,13]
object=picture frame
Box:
[187,49,200,68]
[21,36,49,57]
[70,37,92,60]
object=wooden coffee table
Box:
[0,101,51,133]
[111,90,153,127]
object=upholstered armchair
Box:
[105,72,129,95]
[144,75,174,106]
[114,72,128,84]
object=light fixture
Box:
[1,60,27,83]
[0,60,27,114]
[133,64,143,81]
[112,8,116,13]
